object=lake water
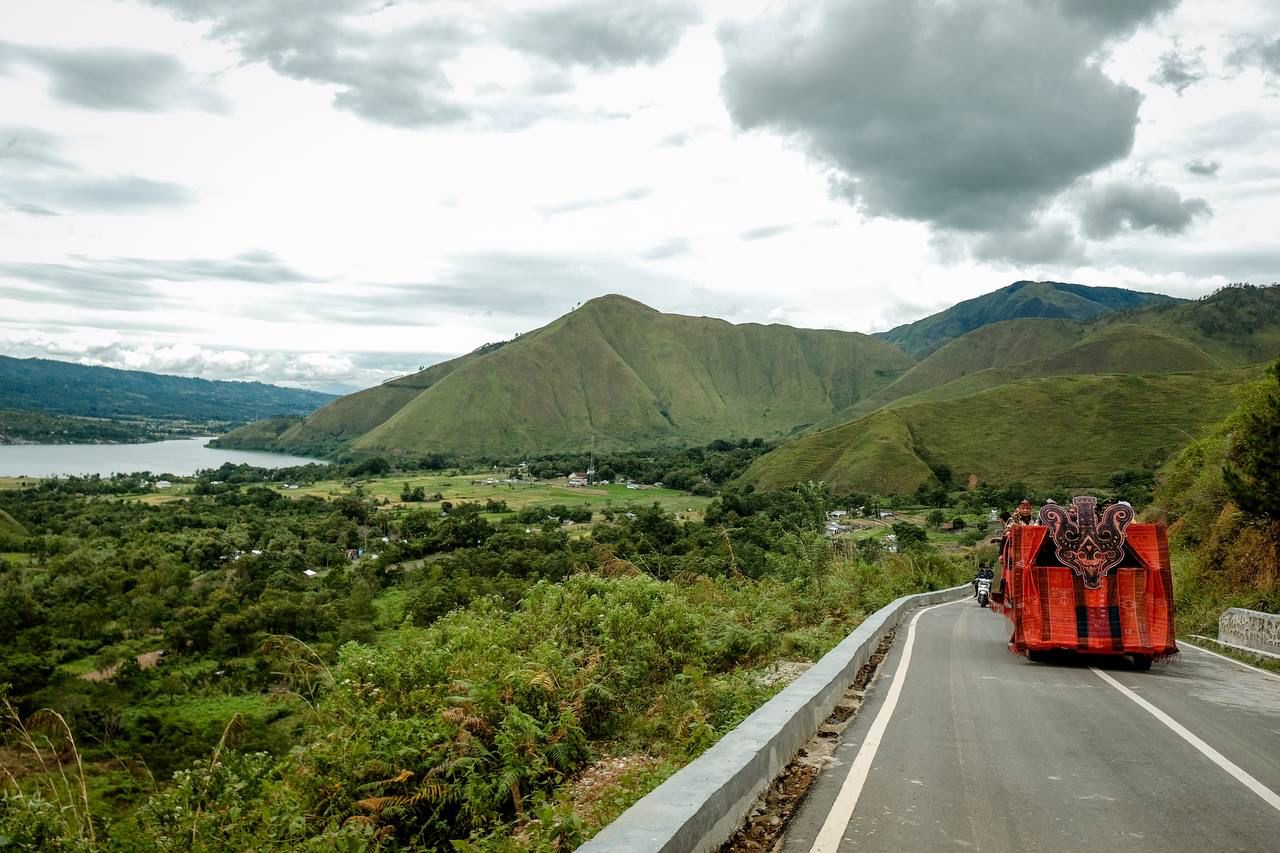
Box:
[0,437,327,477]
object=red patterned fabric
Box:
[998,522,1177,657]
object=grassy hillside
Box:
[876,280,1178,358]
[0,508,25,538]
[744,367,1259,493]
[352,296,912,455]
[826,285,1280,423]
[825,318,1090,424]
[1147,365,1280,642]
[213,347,494,455]
[234,295,913,457]
[0,355,334,423]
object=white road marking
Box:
[809,598,963,853]
[1091,666,1280,814]
[1180,639,1280,682]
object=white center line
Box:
[809,598,963,853]
[1091,666,1280,814]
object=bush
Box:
[1225,359,1280,519]
[890,522,928,550]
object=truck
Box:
[990,495,1177,670]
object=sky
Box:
[1,0,1278,393]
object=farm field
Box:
[272,473,712,518]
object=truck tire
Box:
[1027,650,1049,663]
[1130,654,1154,671]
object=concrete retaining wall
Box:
[577,584,970,853]
[1220,607,1280,657]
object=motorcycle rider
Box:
[973,563,995,596]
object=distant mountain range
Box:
[0,355,335,425]
[216,281,1280,492]
[875,280,1179,359]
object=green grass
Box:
[0,508,26,537]
[125,693,287,727]
[745,367,1261,493]
[288,472,713,516]
[823,317,1090,425]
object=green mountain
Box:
[743,285,1280,492]
[216,295,914,456]
[876,280,1179,359]
[0,355,335,424]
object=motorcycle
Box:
[976,576,991,608]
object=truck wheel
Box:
[1130,654,1154,671]
[1027,650,1049,663]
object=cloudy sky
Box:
[2,0,1277,392]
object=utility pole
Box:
[588,432,596,484]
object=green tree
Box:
[1224,359,1280,519]
[891,521,928,550]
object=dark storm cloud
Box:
[503,0,701,68]
[146,0,470,128]
[1047,0,1179,34]
[971,221,1087,265]
[720,0,1149,234]
[1080,181,1212,240]
[1185,158,1221,176]
[540,187,652,215]
[739,224,794,241]
[0,40,226,112]
[1152,45,1207,94]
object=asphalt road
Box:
[783,597,1280,852]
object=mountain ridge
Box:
[218,293,915,456]
[0,355,335,424]
[875,280,1181,359]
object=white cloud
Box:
[0,0,1276,392]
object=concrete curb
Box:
[577,583,971,853]
[1219,607,1280,658]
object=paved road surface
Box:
[783,598,1280,852]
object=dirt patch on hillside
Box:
[81,649,165,682]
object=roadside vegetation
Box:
[0,439,983,851]
[1148,358,1280,651]
[2,408,1247,849]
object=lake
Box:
[0,437,327,477]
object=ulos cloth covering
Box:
[998,523,1178,658]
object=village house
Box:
[567,472,589,487]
